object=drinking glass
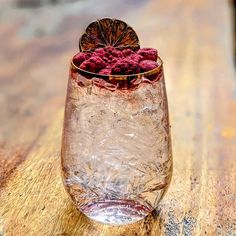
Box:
[61,56,172,225]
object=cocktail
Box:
[61,18,172,225]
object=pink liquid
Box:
[61,67,172,225]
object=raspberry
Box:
[111,58,118,65]
[76,47,159,77]
[103,57,110,63]
[73,52,91,66]
[104,52,110,58]
[128,54,143,63]
[137,48,158,61]
[139,60,160,80]
[99,67,112,75]
[122,49,135,57]
[93,48,106,59]
[139,60,159,72]
[111,49,122,58]
[102,46,123,58]
[79,56,106,73]
[111,58,140,75]
[94,48,105,53]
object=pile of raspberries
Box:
[73,46,159,76]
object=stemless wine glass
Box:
[61,55,172,225]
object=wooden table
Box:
[0,0,235,235]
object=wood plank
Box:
[0,0,235,235]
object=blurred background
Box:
[0,0,235,193]
[0,0,236,235]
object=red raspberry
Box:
[75,47,159,77]
[73,52,91,66]
[122,49,135,57]
[139,60,160,80]
[94,48,105,53]
[104,52,110,58]
[111,58,118,65]
[128,54,143,63]
[79,56,106,73]
[103,46,123,58]
[137,48,158,61]
[93,48,106,59]
[99,67,112,75]
[111,58,140,75]
[139,60,159,72]
[103,57,110,63]
[111,48,123,58]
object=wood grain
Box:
[0,0,235,235]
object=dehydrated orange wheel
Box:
[79,18,140,52]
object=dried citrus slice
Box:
[79,18,140,52]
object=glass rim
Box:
[71,55,163,81]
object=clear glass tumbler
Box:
[61,56,172,225]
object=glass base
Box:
[80,200,152,225]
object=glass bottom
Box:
[80,199,152,225]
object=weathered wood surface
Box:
[0,0,235,235]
